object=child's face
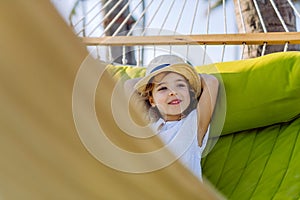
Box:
[149,72,191,121]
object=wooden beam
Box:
[81,32,300,46]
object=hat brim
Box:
[134,63,201,97]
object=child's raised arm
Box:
[196,74,219,146]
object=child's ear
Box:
[149,96,155,107]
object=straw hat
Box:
[134,55,201,97]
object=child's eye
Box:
[157,86,167,91]
[177,83,187,88]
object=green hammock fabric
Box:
[202,116,300,199]
[108,51,300,199]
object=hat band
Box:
[150,63,170,73]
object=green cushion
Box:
[196,51,300,135]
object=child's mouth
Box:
[168,99,181,105]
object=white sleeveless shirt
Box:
[151,109,210,181]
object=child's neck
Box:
[163,114,185,122]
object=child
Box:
[124,55,219,180]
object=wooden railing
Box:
[81,32,300,46]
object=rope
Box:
[202,0,211,65]
[122,45,126,64]
[202,45,207,65]
[237,0,246,33]
[221,0,227,62]
[223,0,227,34]
[187,0,200,63]
[136,46,141,67]
[141,0,164,36]
[269,0,289,32]
[287,0,300,19]
[221,44,226,62]
[96,46,101,59]
[88,0,124,36]
[75,0,115,36]
[170,0,188,57]
[127,0,155,36]
[185,44,190,63]
[190,0,200,34]
[261,42,267,56]
[99,0,131,37]
[253,0,268,57]
[241,43,246,60]
[108,46,113,62]
[253,0,267,33]
[174,0,187,34]
[112,0,143,36]
[158,0,176,35]
[206,0,211,34]
[283,43,289,52]
[73,0,103,28]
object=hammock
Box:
[1,0,299,199]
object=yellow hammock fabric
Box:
[0,1,222,199]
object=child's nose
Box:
[169,90,177,96]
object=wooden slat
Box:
[82,32,300,46]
